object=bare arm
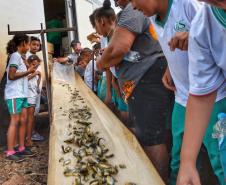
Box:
[37,73,41,87]
[177,92,217,185]
[168,32,189,51]
[28,71,41,81]
[105,70,112,105]
[181,91,217,164]
[162,66,176,91]
[8,66,35,81]
[97,27,136,70]
[53,57,69,64]
[112,77,121,98]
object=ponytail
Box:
[6,34,29,55]
[94,0,116,22]
[6,39,17,55]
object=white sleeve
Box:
[94,60,97,71]
[100,37,108,49]
[37,65,42,72]
[188,15,225,95]
[184,0,203,23]
[67,54,73,63]
[9,53,20,69]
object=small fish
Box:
[77,120,92,126]
[106,154,114,159]
[63,159,71,166]
[63,168,78,177]
[59,157,64,163]
[106,176,115,185]
[62,145,72,154]
[64,137,74,144]
[89,180,99,185]
[119,164,126,169]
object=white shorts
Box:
[27,97,37,106]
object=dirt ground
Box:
[0,112,49,185]
[0,110,220,185]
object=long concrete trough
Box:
[47,63,164,185]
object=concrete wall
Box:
[0,0,46,81]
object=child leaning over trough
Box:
[4,34,36,161]
[131,0,226,184]
[26,55,42,147]
[177,1,226,184]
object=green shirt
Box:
[47,19,63,45]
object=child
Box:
[96,0,173,182]
[27,36,41,57]
[94,2,129,124]
[131,0,226,184]
[4,34,35,161]
[53,40,81,65]
[26,55,42,147]
[89,11,111,105]
[26,36,44,142]
[75,56,86,77]
[83,48,98,91]
[177,1,226,185]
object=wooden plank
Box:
[48,63,164,185]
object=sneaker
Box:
[17,147,36,157]
[6,153,25,162]
[31,132,45,141]
[14,146,19,151]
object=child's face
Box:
[29,60,40,70]
[95,19,115,37]
[80,60,88,68]
[22,41,30,54]
[199,0,226,9]
[30,40,41,54]
[72,43,82,54]
[82,53,92,62]
[131,0,159,16]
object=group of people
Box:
[86,0,225,185]
[3,35,45,162]
[53,38,130,124]
[2,0,226,184]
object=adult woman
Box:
[94,0,129,125]
[96,0,173,182]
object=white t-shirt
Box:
[28,75,39,99]
[188,4,226,100]
[5,52,28,99]
[100,37,107,78]
[84,60,97,91]
[150,0,202,106]
[26,51,33,59]
[67,53,78,65]
[100,37,108,49]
